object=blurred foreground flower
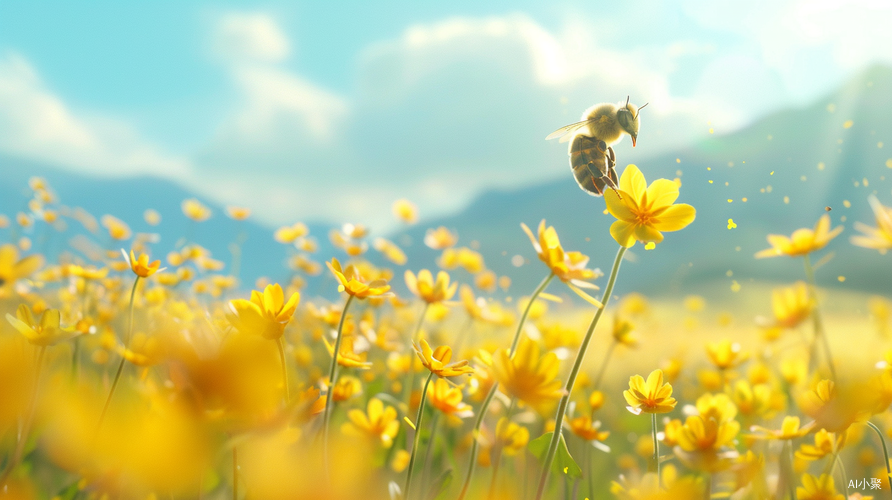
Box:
[227,283,300,341]
[492,337,562,415]
[6,305,76,346]
[0,244,44,297]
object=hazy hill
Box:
[2,65,891,302]
[395,64,892,297]
[0,160,334,286]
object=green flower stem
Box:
[402,303,431,413]
[651,413,660,479]
[867,421,892,499]
[585,442,594,500]
[802,254,837,382]
[276,337,290,403]
[413,303,430,344]
[535,246,626,500]
[233,446,238,500]
[835,454,850,498]
[96,275,140,437]
[404,371,436,500]
[487,398,518,498]
[322,293,355,480]
[421,411,441,488]
[456,272,554,500]
[0,345,46,487]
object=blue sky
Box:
[1,0,890,230]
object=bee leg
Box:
[605,147,622,200]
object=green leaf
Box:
[425,468,453,500]
[528,432,582,479]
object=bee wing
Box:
[545,119,595,142]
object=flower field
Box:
[0,168,891,500]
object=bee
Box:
[546,97,648,196]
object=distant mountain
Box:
[2,65,891,301]
[0,159,334,287]
[395,64,892,297]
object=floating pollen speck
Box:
[784,196,790,204]
[645,242,656,250]
[843,120,854,129]
[731,281,741,292]
[727,218,737,229]
[838,276,846,282]
[843,200,851,208]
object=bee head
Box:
[616,96,647,147]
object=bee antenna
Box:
[634,102,649,120]
[625,95,630,107]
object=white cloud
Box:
[5,5,890,233]
[192,13,717,231]
[0,51,191,178]
[212,12,291,63]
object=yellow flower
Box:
[6,304,77,346]
[413,339,473,378]
[120,332,166,367]
[123,249,163,278]
[404,269,457,304]
[181,198,211,222]
[796,474,844,500]
[795,429,844,461]
[226,283,300,340]
[604,164,696,248]
[424,226,458,249]
[750,415,814,440]
[68,264,109,281]
[674,415,740,473]
[706,340,748,370]
[144,209,161,226]
[755,214,843,258]
[373,238,407,266]
[324,336,372,370]
[694,393,737,423]
[100,215,132,240]
[568,415,609,442]
[274,223,309,244]
[772,281,813,328]
[677,416,739,452]
[226,206,251,220]
[799,379,871,432]
[327,258,391,299]
[331,375,362,402]
[520,220,601,284]
[730,380,771,418]
[612,315,637,347]
[341,398,399,447]
[0,244,44,297]
[459,284,497,323]
[851,195,892,253]
[495,418,529,455]
[623,369,677,415]
[391,198,418,224]
[589,390,605,412]
[427,378,472,417]
[491,338,563,415]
